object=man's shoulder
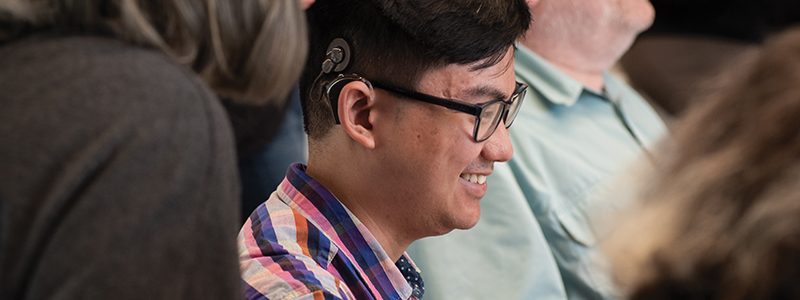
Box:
[240,195,350,300]
[241,250,349,300]
[241,194,337,264]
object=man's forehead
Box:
[463,85,510,102]
[417,53,516,101]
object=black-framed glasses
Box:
[326,74,527,142]
[371,80,527,142]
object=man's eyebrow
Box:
[464,85,509,102]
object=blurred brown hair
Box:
[0,0,307,106]
[605,26,800,300]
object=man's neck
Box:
[546,59,606,92]
[521,31,636,92]
[306,156,411,262]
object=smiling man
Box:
[237,0,531,299]
[407,0,668,299]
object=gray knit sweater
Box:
[0,34,242,300]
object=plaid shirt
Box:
[239,163,424,300]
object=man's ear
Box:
[337,81,376,149]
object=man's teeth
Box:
[460,173,486,184]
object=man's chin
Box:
[424,218,481,238]
[450,208,483,231]
[420,205,482,237]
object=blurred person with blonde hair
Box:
[0,0,307,299]
[605,26,800,300]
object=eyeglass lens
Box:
[476,101,505,142]
[505,88,525,128]
[475,87,526,142]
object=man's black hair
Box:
[300,0,531,139]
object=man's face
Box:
[534,0,654,41]
[603,0,655,33]
[372,47,516,238]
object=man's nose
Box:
[481,121,513,162]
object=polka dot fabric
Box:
[396,255,425,299]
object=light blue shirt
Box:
[407,46,668,300]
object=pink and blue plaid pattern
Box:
[239,163,422,300]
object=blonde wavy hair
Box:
[0,0,307,106]
[605,26,800,300]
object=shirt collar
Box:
[279,163,419,300]
[601,72,627,104]
[515,45,584,106]
[516,44,626,107]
